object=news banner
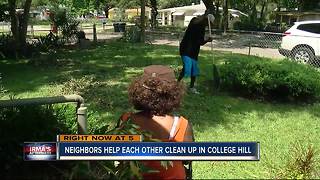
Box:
[24,135,260,161]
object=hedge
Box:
[219,57,320,102]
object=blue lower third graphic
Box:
[58,142,260,161]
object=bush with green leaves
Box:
[122,25,142,43]
[0,34,46,59]
[0,102,166,179]
[0,73,6,97]
[36,32,61,52]
[219,57,320,102]
[0,104,75,177]
[50,8,80,44]
[233,16,264,31]
[0,34,16,59]
[0,103,123,179]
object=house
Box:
[14,9,42,19]
[158,0,247,28]
[108,7,152,21]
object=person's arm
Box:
[199,36,213,46]
[191,16,213,46]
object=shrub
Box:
[122,25,142,43]
[0,34,41,59]
[233,17,264,31]
[0,34,16,59]
[0,103,124,179]
[219,57,320,102]
[50,8,80,44]
[35,32,61,52]
[0,104,75,178]
[0,73,6,97]
[0,103,156,179]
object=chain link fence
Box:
[0,21,125,41]
[145,28,320,67]
[1,20,320,67]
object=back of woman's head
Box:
[128,65,184,115]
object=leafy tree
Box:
[95,0,140,18]
[229,0,264,30]
[99,0,117,18]
[31,0,49,7]
[0,1,9,22]
[298,0,320,11]
[211,0,221,29]
[275,0,297,11]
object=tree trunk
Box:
[8,0,19,58]
[150,0,158,29]
[140,0,145,43]
[95,0,100,14]
[202,0,216,14]
[277,0,280,12]
[260,0,267,21]
[215,0,221,29]
[202,0,222,29]
[19,0,32,53]
[104,5,110,18]
[223,0,228,33]
[8,0,32,57]
[250,2,257,23]
[297,0,303,12]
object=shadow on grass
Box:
[0,42,180,95]
[1,42,319,179]
[1,41,319,132]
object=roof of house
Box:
[110,7,151,13]
[158,2,247,17]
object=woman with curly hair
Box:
[119,65,194,179]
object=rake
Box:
[208,15,220,92]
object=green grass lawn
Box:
[0,42,319,179]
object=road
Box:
[150,39,283,59]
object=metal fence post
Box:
[77,103,87,134]
[0,95,87,134]
[93,23,97,43]
[31,24,34,38]
[248,31,253,56]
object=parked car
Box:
[279,20,320,64]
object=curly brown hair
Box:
[128,76,185,115]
